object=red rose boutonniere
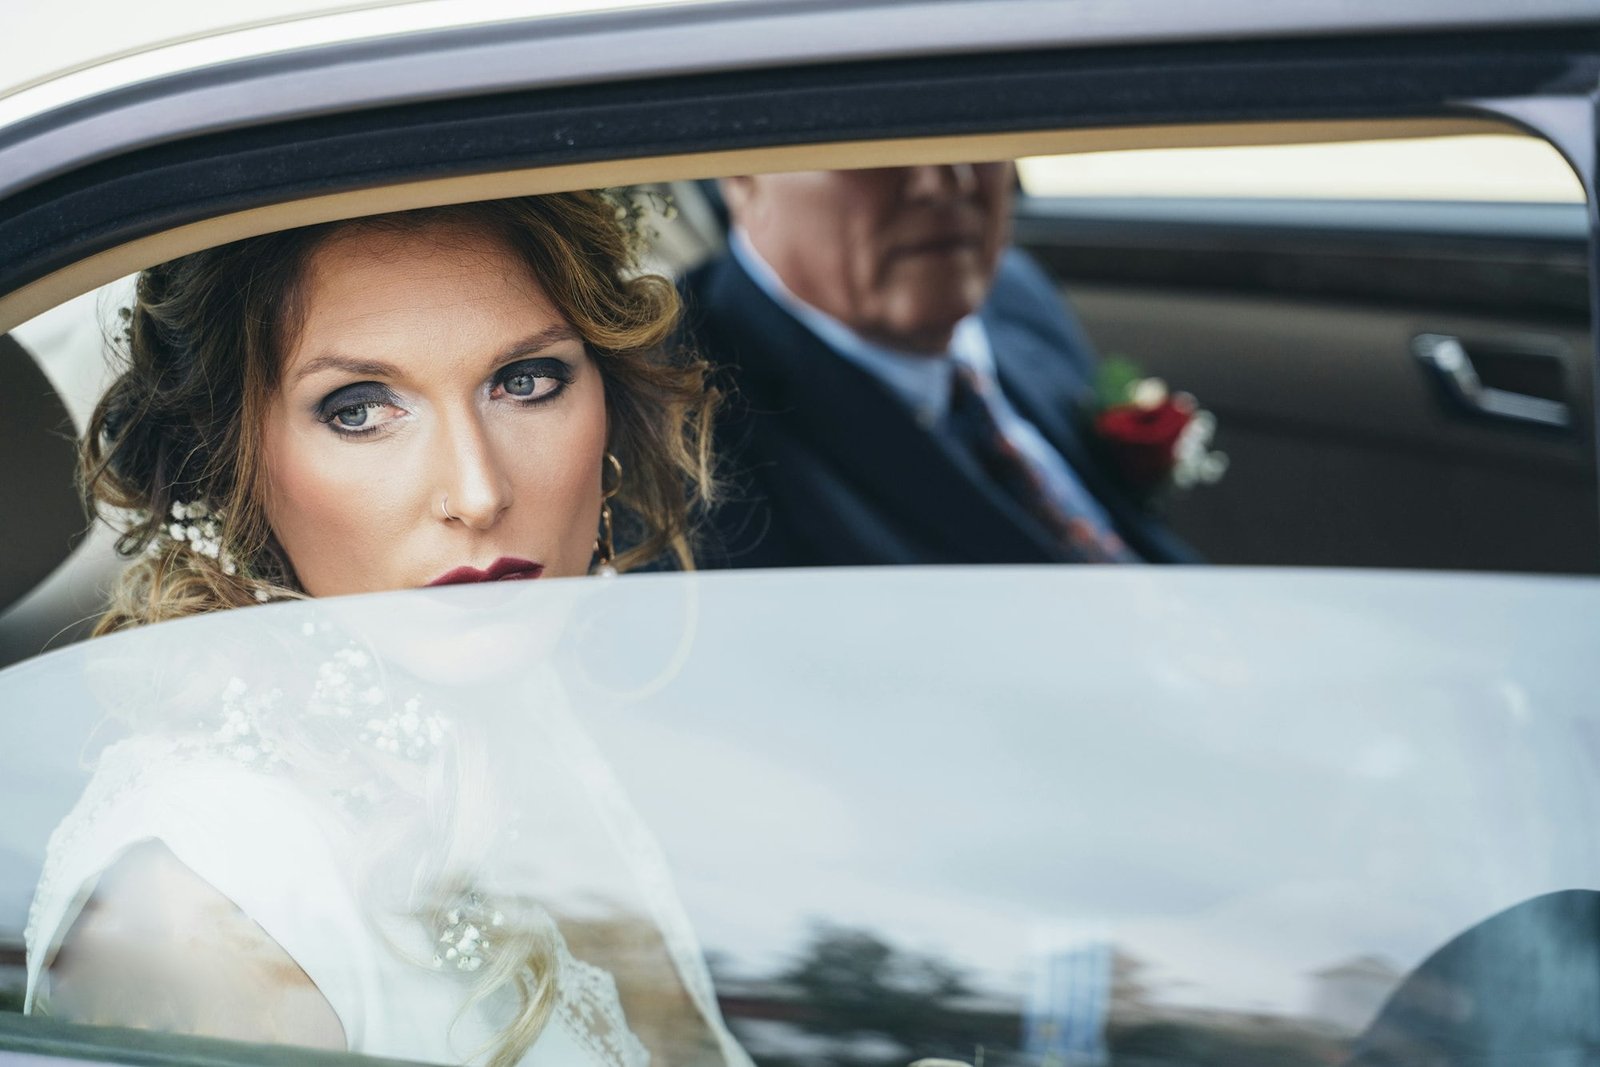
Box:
[1090,358,1228,493]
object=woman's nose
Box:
[436,417,512,530]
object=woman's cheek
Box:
[506,448,600,579]
[267,428,400,596]
[505,384,608,579]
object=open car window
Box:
[999,120,1595,573]
[9,116,1590,631]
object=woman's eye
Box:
[317,386,405,437]
[504,372,540,398]
[334,403,374,428]
[493,358,575,404]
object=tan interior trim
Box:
[0,115,1525,334]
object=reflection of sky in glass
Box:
[3,566,1599,1035]
[568,568,1600,1020]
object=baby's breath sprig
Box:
[154,499,238,575]
[598,185,678,261]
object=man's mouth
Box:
[894,233,982,257]
[427,557,545,586]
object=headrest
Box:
[0,334,86,610]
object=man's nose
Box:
[902,163,979,200]
[436,416,512,530]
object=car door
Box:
[1013,121,1596,573]
[2,4,1600,1067]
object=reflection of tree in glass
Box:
[767,922,1010,1067]
[717,927,1346,1067]
[1110,1020,1340,1067]
[1105,950,1341,1067]
[0,943,22,1014]
[786,923,963,1022]
[1109,949,1152,1016]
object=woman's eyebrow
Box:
[292,354,400,385]
[499,324,581,359]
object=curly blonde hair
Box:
[83,193,717,636]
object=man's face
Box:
[726,163,1014,354]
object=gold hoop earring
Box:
[601,451,623,500]
[592,452,622,577]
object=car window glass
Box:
[5,572,1600,1067]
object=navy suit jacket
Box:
[681,248,1197,568]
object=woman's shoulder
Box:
[42,837,348,1048]
[24,731,666,1067]
[26,735,379,1032]
[30,732,361,922]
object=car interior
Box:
[1013,118,1594,574]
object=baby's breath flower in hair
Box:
[154,499,238,575]
[597,186,679,262]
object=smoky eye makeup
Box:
[315,382,397,432]
[491,356,577,402]
[308,352,577,438]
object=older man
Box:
[682,163,1195,567]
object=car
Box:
[1,2,1598,1065]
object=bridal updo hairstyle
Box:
[83,193,716,635]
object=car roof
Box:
[2,0,697,104]
[5,0,1594,112]
[4,0,1595,180]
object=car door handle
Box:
[1411,333,1572,430]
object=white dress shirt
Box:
[729,228,1118,534]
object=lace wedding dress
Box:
[20,591,750,1067]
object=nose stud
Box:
[439,495,456,522]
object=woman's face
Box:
[261,221,609,596]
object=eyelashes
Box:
[315,357,577,439]
[316,383,395,431]
[492,357,575,401]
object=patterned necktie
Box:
[945,364,1136,563]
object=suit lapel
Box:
[985,310,1112,500]
[705,258,1062,563]
[985,305,1192,563]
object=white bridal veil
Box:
[9,576,745,1067]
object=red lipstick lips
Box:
[427,557,544,587]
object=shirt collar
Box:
[729,227,991,426]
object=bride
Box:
[21,192,740,1067]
